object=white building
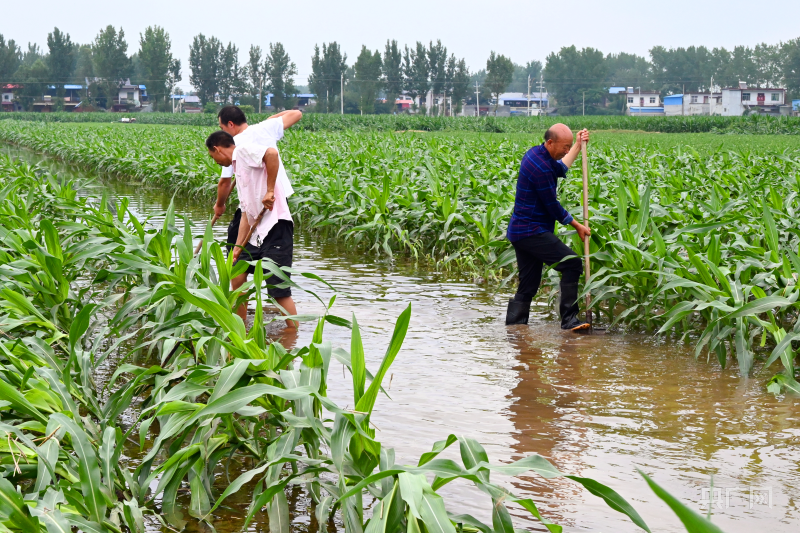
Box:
[663,92,722,116]
[622,88,664,115]
[494,92,549,115]
[117,81,146,106]
[719,82,786,116]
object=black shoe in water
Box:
[505,298,530,325]
[561,315,591,332]
[559,282,590,332]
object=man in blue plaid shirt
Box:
[505,124,591,331]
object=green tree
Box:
[545,45,606,114]
[14,59,49,110]
[353,45,382,114]
[218,42,243,105]
[266,42,297,110]
[383,40,403,113]
[604,52,650,90]
[0,35,21,80]
[783,38,800,99]
[46,28,75,99]
[93,25,131,109]
[247,45,267,105]
[485,51,514,113]
[450,57,470,114]
[649,45,715,93]
[308,42,347,113]
[507,60,542,93]
[189,34,222,106]
[20,43,44,67]
[428,40,447,115]
[138,26,179,111]
[403,42,429,112]
[71,44,95,108]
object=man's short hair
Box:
[544,126,556,142]
[205,130,235,150]
[218,105,247,126]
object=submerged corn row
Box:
[1,155,702,533]
[1,120,799,388]
[2,111,800,134]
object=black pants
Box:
[226,208,242,255]
[227,209,293,299]
[511,231,582,304]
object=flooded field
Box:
[5,145,799,533]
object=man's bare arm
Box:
[214,177,235,217]
[261,148,280,210]
[268,110,302,130]
[561,129,589,168]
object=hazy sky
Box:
[8,0,800,91]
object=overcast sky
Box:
[9,0,800,91]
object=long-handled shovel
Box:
[581,139,605,335]
[232,208,268,263]
[193,213,220,255]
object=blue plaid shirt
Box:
[506,143,573,242]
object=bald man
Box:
[505,124,591,331]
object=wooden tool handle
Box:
[194,213,221,255]
[233,208,268,262]
[581,139,592,327]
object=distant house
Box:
[183,95,201,113]
[664,92,722,116]
[294,93,315,109]
[113,80,147,111]
[793,99,800,116]
[1,84,22,111]
[622,88,664,115]
[495,92,548,115]
[395,95,413,111]
[719,82,787,116]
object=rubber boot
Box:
[559,282,590,332]
[505,298,530,325]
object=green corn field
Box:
[1,111,800,134]
[0,152,740,533]
[0,120,797,392]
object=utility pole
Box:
[341,73,344,114]
[475,80,480,117]
[539,74,544,118]
[682,84,685,116]
[527,74,531,117]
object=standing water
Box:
[4,146,799,533]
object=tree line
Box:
[546,41,800,114]
[0,26,180,111]
[2,27,799,115]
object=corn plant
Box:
[1,121,798,387]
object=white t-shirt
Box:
[231,143,293,246]
[220,118,294,198]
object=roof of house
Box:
[1,84,21,90]
[723,87,785,91]
[498,92,547,99]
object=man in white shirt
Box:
[205,129,297,329]
[214,106,302,256]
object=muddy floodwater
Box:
[5,145,800,533]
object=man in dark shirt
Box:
[505,124,591,331]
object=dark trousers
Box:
[226,208,242,255]
[511,232,582,305]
